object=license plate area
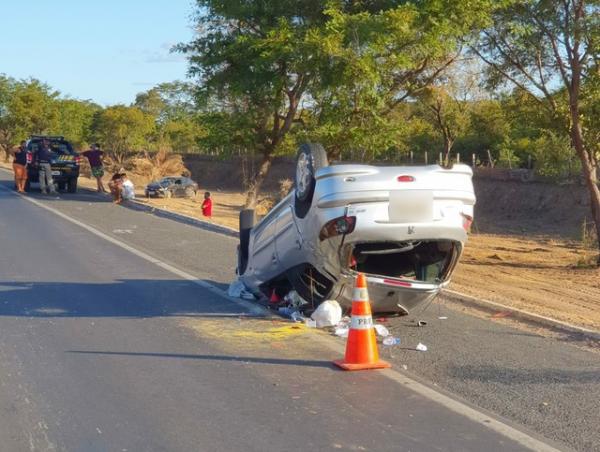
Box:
[51,171,61,176]
[388,190,433,223]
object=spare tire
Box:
[294,143,328,218]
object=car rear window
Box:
[28,140,75,155]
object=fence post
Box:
[424,151,428,165]
[410,151,413,164]
[456,153,460,163]
[472,153,476,167]
[439,152,443,165]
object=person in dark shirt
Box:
[82,143,106,193]
[11,141,28,193]
[36,139,56,195]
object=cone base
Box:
[333,359,391,371]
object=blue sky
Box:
[0,0,196,106]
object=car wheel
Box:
[294,143,328,219]
[67,178,77,193]
[185,187,195,198]
[238,209,256,275]
[57,182,66,191]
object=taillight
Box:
[74,155,81,165]
[461,213,473,231]
[319,216,356,241]
[397,175,415,182]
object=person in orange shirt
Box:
[11,141,28,193]
[201,191,212,218]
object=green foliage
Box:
[90,105,155,165]
[52,99,100,149]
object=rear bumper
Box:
[335,272,440,314]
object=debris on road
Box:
[334,326,349,338]
[415,343,428,352]
[374,324,390,337]
[227,279,244,297]
[438,316,448,320]
[417,320,427,327]
[311,300,342,328]
[382,336,401,346]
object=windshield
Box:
[158,178,176,187]
[28,140,74,155]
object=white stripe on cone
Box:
[350,315,374,330]
[352,288,369,301]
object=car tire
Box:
[57,182,66,191]
[67,178,77,193]
[185,187,195,198]
[294,143,328,219]
[238,209,256,275]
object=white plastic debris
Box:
[334,326,349,338]
[310,300,342,328]
[415,342,428,352]
[374,324,390,337]
[304,319,317,328]
[227,279,245,297]
[284,290,308,308]
[438,316,448,320]
[382,336,401,346]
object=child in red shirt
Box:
[201,191,212,218]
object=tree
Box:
[177,0,332,207]
[90,105,155,165]
[472,0,600,264]
[0,78,60,160]
[52,99,101,149]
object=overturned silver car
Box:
[237,143,475,314]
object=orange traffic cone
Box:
[333,273,391,371]
[269,289,281,304]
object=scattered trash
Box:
[311,300,342,328]
[334,326,349,338]
[417,320,427,327]
[278,306,294,317]
[269,289,281,304]
[290,311,305,323]
[373,324,390,337]
[438,316,448,320]
[415,342,428,352]
[240,290,256,301]
[227,279,245,297]
[284,290,308,308]
[382,336,401,346]
[304,319,317,328]
[402,364,408,370]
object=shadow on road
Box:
[66,350,333,368]
[0,279,261,319]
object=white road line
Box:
[0,181,563,452]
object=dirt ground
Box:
[6,161,600,331]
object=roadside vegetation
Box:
[0,0,598,263]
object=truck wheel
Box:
[67,178,77,193]
[294,143,328,218]
[238,209,256,275]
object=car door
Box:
[173,178,184,197]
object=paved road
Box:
[0,169,596,451]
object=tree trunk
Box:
[244,151,273,209]
[571,111,600,265]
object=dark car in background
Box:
[26,135,81,193]
[145,176,198,198]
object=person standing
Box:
[11,141,28,193]
[81,143,106,193]
[35,139,56,195]
[201,191,212,218]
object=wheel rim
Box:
[296,153,312,198]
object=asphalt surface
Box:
[0,169,597,451]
